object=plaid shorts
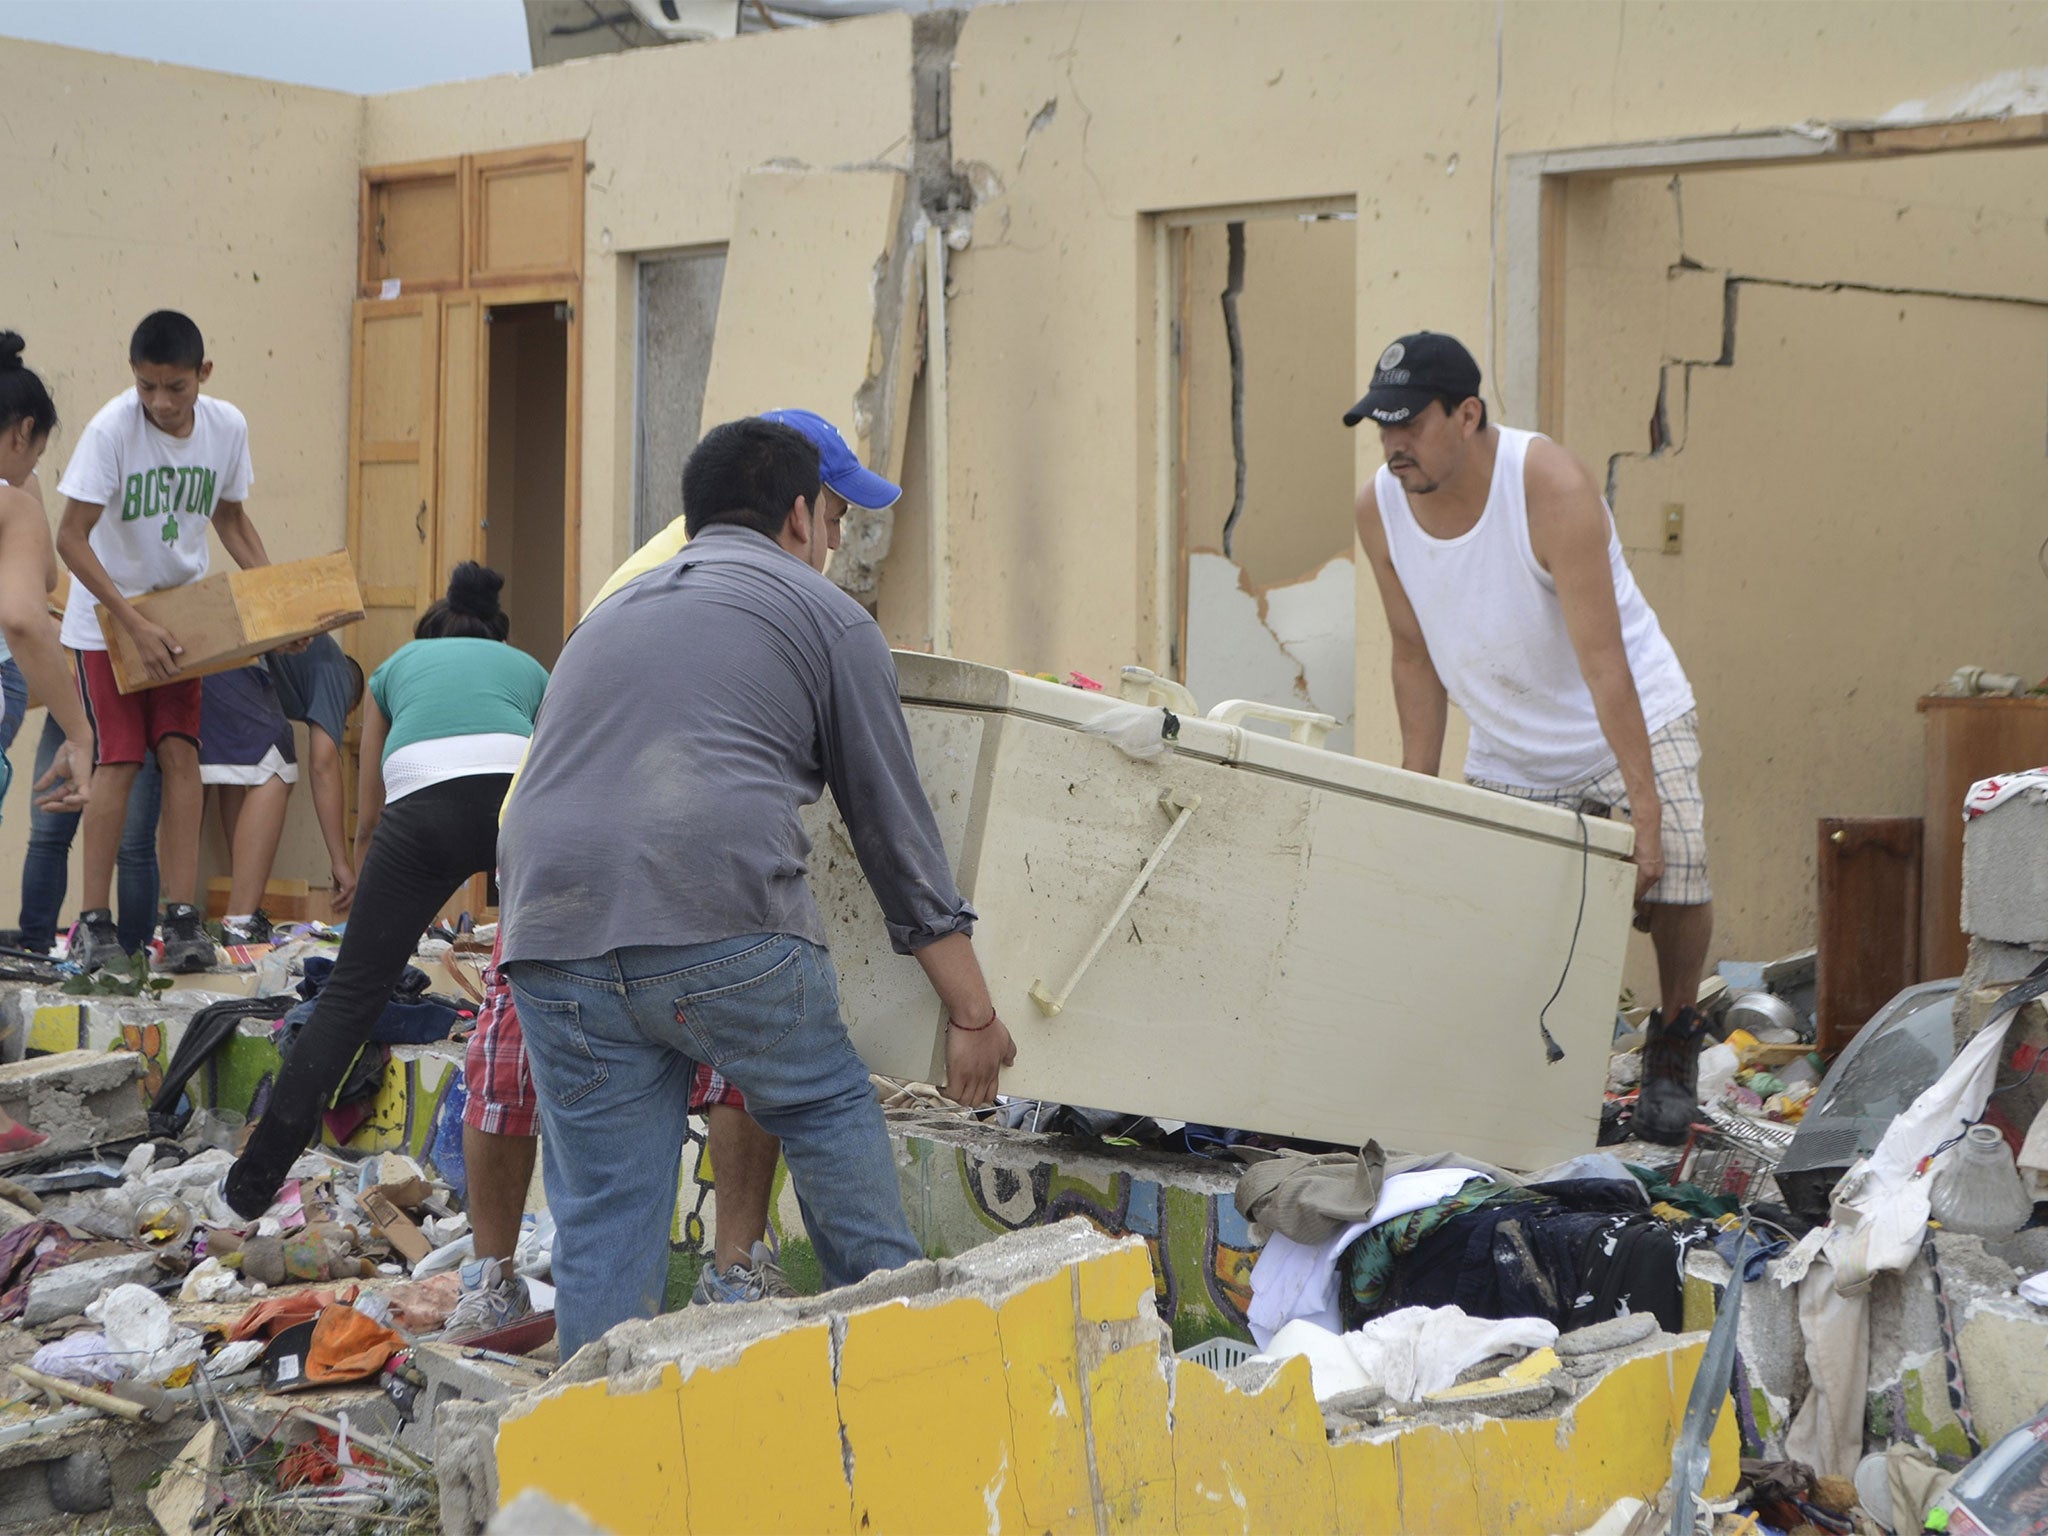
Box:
[462,931,746,1137]
[1466,709,1712,906]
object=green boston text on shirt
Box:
[120,466,219,526]
[367,637,550,763]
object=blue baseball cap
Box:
[762,408,902,511]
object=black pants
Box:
[226,773,510,1218]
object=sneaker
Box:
[1634,1006,1710,1145]
[221,911,274,947]
[157,904,217,974]
[442,1256,533,1340]
[69,909,124,972]
[692,1239,794,1305]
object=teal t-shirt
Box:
[367,638,549,763]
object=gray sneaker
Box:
[442,1256,533,1340]
[690,1240,794,1305]
[68,909,124,972]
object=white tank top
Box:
[1376,426,1693,789]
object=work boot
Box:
[1634,1006,1709,1145]
[441,1256,533,1341]
[68,909,124,972]
[157,904,216,974]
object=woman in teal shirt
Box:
[227,563,547,1216]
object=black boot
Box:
[1635,1006,1708,1145]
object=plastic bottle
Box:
[1930,1124,2034,1238]
[133,1195,193,1247]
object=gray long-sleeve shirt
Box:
[496,524,974,966]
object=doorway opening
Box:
[1156,199,1359,748]
[483,301,571,669]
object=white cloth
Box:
[1375,425,1694,788]
[1785,1006,2018,1476]
[57,392,253,650]
[383,731,531,803]
[1245,1168,1486,1348]
[2020,1270,2048,1308]
[198,745,298,786]
[1344,1304,1557,1402]
[1963,770,2048,820]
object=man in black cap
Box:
[1347,331,1713,1144]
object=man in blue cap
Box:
[442,409,990,1343]
[495,414,1015,1356]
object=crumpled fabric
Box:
[1346,1181,1532,1319]
[1246,1168,1489,1347]
[1235,1143,1386,1245]
[1963,769,2048,820]
[1785,997,2020,1477]
[225,1287,347,1343]
[29,1331,126,1385]
[0,1221,89,1321]
[1342,1304,1558,1402]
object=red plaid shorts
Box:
[462,931,746,1138]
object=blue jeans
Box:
[0,659,24,824]
[18,714,162,953]
[507,934,920,1358]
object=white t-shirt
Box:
[57,392,253,650]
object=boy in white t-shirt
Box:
[56,311,282,973]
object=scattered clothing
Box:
[1247,1167,1488,1347]
[266,632,356,748]
[1342,1304,1559,1402]
[1236,1143,1387,1246]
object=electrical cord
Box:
[1537,808,1589,1065]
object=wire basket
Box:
[1676,1117,1786,1206]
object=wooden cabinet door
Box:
[468,143,582,287]
[346,295,441,677]
[1817,816,1923,1052]
[437,294,484,568]
[360,159,465,297]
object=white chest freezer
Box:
[802,654,1638,1171]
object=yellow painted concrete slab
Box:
[1171,1355,1337,1535]
[489,1236,1738,1536]
[838,1296,1028,1535]
[994,1270,1096,1534]
[496,1364,690,1535]
[675,1324,851,1534]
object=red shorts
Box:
[76,648,201,766]
[463,931,745,1138]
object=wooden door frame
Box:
[479,282,583,644]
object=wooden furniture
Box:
[99,552,364,694]
[1919,696,2048,979]
[1816,816,1922,1051]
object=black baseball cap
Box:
[1343,332,1482,426]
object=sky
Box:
[0,0,532,95]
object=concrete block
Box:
[21,1252,161,1326]
[1964,791,2048,944]
[0,1050,146,1167]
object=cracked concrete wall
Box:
[1559,147,2048,995]
[458,1221,1736,1536]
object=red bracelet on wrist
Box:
[949,1009,997,1032]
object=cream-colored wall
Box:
[1563,149,2048,991]
[942,0,2048,989]
[361,17,917,614]
[0,38,361,926]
